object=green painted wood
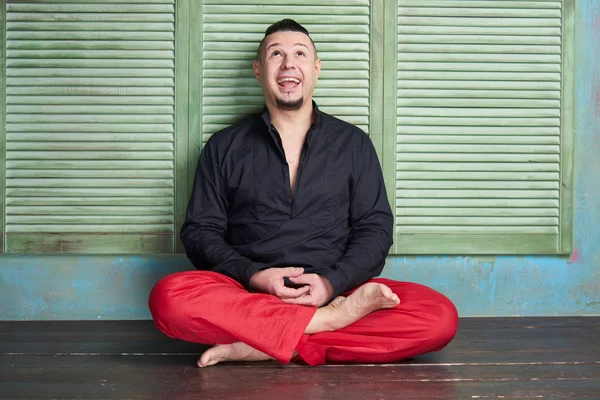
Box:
[7,4,175,13]
[382,0,399,225]
[7,225,173,234]
[396,181,558,190]
[559,0,575,255]
[396,234,560,254]
[7,31,175,41]
[396,190,558,199]
[174,0,191,253]
[397,199,560,208]
[6,197,174,207]
[369,0,384,160]
[187,0,202,209]
[397,208,559,217]
[7,170,174,179]
[4,0,177,254]
[6,160,174,170]
[5,234,174,254]
[1,2,6,253]
[6,22,174,32]
[200,0,370,145]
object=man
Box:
[149,19,458,367]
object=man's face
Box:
[253,31,321,111]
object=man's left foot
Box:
[197,342,273,367]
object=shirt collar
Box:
[260,101,323,147]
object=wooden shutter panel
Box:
[4,0,176,253]
[393,0,574,254]
[201,0,370,145]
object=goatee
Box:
[276,97,303,111]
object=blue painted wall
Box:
[1,1,599,320]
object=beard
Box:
[275,96,303,111]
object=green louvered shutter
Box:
[392,0,574,254]
[3,1,177,253]
[200,0,370,145]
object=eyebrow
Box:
[265,42,310,52]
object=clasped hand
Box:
[249,267,334,308]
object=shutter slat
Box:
[397,162,559,171]
[8,59,174,68]
[7,86,174,95]
[7,188,174,197]
[8,96,174,105]
[7,225,174,234]
[397,190,558,199]
[397,199,559,208]
[398,80,560,90]
[7,161,174,169]
[8,206,172,215]
[398,62,560,72]
[6,151,173,160]
[396,181,558,189]
[7,133,174,141]
[397,89,560,100]
[7,142,173,151]
[396,153,559,162]
[397,17,561,27]
[7,22,174,31]
[7,4,174,13]
[397,208,559,217]
[397,136,559,145]
[7,123,174,133]
[7,31,174,40]
[7,197,174,206]
[8,215,174,224]
[5,2,176,249]
[397,226,558,234]
[398,1,561,8]
[397,26,561,35]
[398,34,561,45]
[7,170,173,179]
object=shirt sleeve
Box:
[321,135,394,298]
[180,139,269,289]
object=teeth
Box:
[278,77,300,84]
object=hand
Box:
[249,267,310,299]
[281,274,334,308]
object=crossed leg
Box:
[148,271,458,367]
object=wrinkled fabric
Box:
[179,103,394,298]
[149,271,459,366]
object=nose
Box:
[281,54,295,70]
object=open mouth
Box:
[277,77,301,90]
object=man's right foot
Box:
[305,283,400,334]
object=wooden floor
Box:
[1,318,599,399]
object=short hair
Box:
[256,19,317,61]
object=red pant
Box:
[148,271,458,366]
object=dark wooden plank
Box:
[1,372,599,399]
[2,355,600,381]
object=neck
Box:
[267,100,314,137]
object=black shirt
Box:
[180,103,394,298]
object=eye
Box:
[296,51,305,57]
[271,51,281,57]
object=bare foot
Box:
[197,342,273,368]
[306,283,400,334]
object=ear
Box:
[315,59,321,79]
[253,60,261,81]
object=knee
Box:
[427,298,459,350]
[148,272,195,335]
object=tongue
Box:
[280,81,298,88]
